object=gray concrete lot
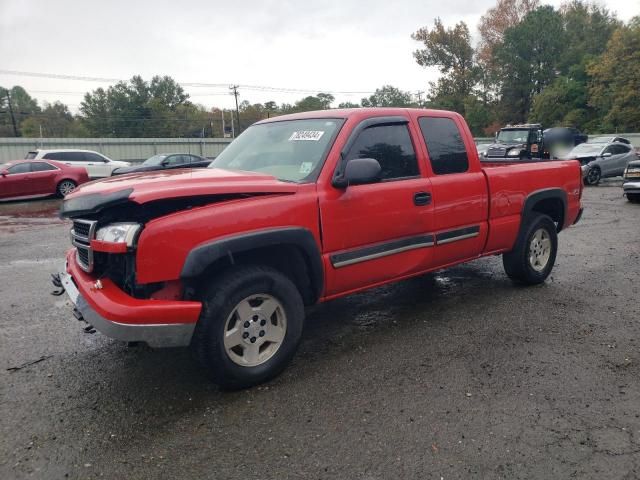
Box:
[1,185,639,479]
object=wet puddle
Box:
[0,198,67,233]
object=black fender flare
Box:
[522,188,568,231]
[180,227,324,302]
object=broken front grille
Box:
[70,219,97,272]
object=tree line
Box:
[1,0,638,138]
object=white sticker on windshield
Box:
[299,162,313,174]
[289,130,325,141]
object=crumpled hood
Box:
[60,168,298,218]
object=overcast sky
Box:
[1,0,637,111]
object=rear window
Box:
[25,151,37,160]
[31,162,57,172]
[419,117,469,175]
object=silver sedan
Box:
[567,142,637,185]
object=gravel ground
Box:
[1,185,639,480]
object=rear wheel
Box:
[192,265,305,389]
[56,179,77,197]
[503,214,558,285]
[585,167,601,186]
[627,193,640,203]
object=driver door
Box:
[319,119,434,296]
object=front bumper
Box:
[623,181,640,195]
[55,250,202,347]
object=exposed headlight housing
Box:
[95,223,141,247]
[507,149,521,156]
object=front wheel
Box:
[627,193,640,203]
[192,265,305,389]
[503,214,558,285]
[56,179,77,197]
[585,167,601,186]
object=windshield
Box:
[570,144,603,156]
[210,118,343,182]
[497,129,531,143]
[143,154,167,166]
[588,136,613,144]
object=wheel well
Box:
[188,244,317,306]
[530,198,565,232]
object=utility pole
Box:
[229,85,241,132]
[5,90,18,137]
[230,110,235,138]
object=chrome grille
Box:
[487,147,506,157]
[70,219,97,272]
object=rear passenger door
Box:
[29,162,59,194]
[416,115,489,267]
[84,152,111,178]
[319,118,435,296]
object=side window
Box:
[344,124,419,181]
[31,162,56,172]
[419,117,469,175]
[42,152,62,160]
[85,153,106,163]
[613,145,630,155]
[8,163,31,174]
[164,155,182,166]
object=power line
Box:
[0,69,380,96]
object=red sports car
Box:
[0,159,89,201]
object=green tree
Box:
[0,86,41,136]
[529,76,591,128]
[80,75,193,137]
[494,6,565,122]
[559,1,620,75]
[588,17,640,131]
[21,102,75,137]
[412,18,477,113]
[337,101,360,108]
[361,85,414,107]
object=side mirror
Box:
[333,158,381,188]
[602,152,612,158]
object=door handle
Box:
[414,191,431,206]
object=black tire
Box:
[585,167,601,186]
[192,265,305,389]
[56,179,77,197]
[627,193,640,203]
[502,214,558,285]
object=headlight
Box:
[95,223,141,246]
[507,149,521,156]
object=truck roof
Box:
[256,107,459,123]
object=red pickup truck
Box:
[53,108,583,388]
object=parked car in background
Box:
[588,136,631,145]
[25,149,130,178]
[0,160,89,201]
[623,159,640,203]
[566,142,636,185]
[111,153,212,175]
[482,124,587,161]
